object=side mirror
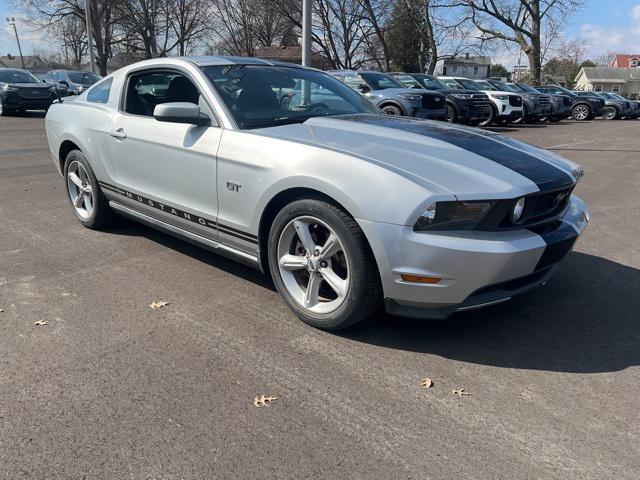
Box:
[358,83,371,94]
[42,79,47,83]
[153,102,210,126]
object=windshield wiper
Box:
[244,116,308,129]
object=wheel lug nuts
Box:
[320,261,327,268]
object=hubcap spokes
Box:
[67,161,94,219]
[278,217,349,314]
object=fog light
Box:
[511,197,526,223]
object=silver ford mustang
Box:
[45,56,589,330]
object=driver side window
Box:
[124,70,201,117]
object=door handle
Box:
[109,128,127,139]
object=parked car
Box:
[438,76,524,124]
[590,92,631,120]
[328,70,447,120]
[513,83,571,122]
[44,69,102,95]
[0,68,57,115]
[608,92,640,119]
[536,85,604,121]
[486,79,551,123]
[390,72,492,125]
[45,57,588,330]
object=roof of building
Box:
[443,55,491,65]
[0,55,66,72]
[578,67,640,82]
[610,54,640,67]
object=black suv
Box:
[0,68,56,115]
[391,72,492,125]
[514,83,571,122]
[537,85,605,121]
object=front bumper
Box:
[358,195,589,319]
[413,107,447,121]
[3,93,54,111]
[457,101,492,122]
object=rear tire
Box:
[63,150,115,229]
[268,198,381,330]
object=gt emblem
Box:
[226,181,241,192]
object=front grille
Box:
[539,95,551,107]
[562,96,572,106]
[421,94,445,109]
[509,95,522,107]
[18,88,51,99]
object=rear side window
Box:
[123,70,201,116]
[87,78,113,104]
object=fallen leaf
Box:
[452,388,470,397]
[421,377,433,390]
[34,320,48,326]
[0,308,4,313]
[149,301,170,310]
[254,395,277,407]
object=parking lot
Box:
[1,114,638,479]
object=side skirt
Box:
[109,201,262,271]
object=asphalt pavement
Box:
[1,113,638,479]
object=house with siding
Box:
[609,54,640,68]
[442,54,491,79]
[574,67,640,99]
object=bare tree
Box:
[458,0,584,83]
[169,0,211,55]
[15,0,121,75]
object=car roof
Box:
[182,55,305,68]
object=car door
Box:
[106,68,222,240]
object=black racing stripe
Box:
[98,181,258,244]
[336,114,574,191]
[531,221,578,270]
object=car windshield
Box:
[201,65,380,129]
[67,71,102,85]
[0,69,40,83]
[393,74,422,89]
[473,80,497,91]
[413,74,448,90]
[359,72,405,90]
[516,84,541,93]
[489,80,520,92]
[439,78,465,89]
[456,78,481,90]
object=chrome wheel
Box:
[277,216,350,314]
[66,160,94,219]
[573,105,590,121]
[382,105,402,115]
[604,106,617,120]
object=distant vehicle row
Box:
[0,67,101,116]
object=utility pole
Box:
[300,0,312,105]
[6,18,25,69]
[84,0,96,73]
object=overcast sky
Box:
[2,0,640,66]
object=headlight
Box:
[451,93,474,99]
[414,201,493,231]
[511,197,526,223]
[398,93,423,102]
[3,85,19,92]
[492,94,509,100]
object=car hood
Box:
[256,114,577,198]
[374,87,436,96]
[3,82,49,88]
[481,90,519,97]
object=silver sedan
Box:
[45,56,589,330]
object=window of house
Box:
[612,85,621,92]
[594,85,602,92]
[452,65,458,73]
[124,70,201,116]
[87,78,113,104]
[630,58,639,67]
[473,66,479,75]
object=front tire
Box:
[0,98,13,116]
[446,103,458,123]
[381,104,403,116]
[603,106,618,120]
[268,198,381,330]
[572,104,591,121]
[64,150,115,229]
